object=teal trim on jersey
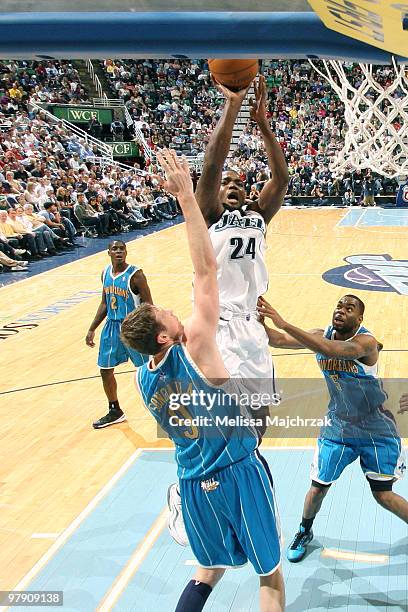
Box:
[316,325,388,423]
[103,263,139,321]
[137,345,259,479]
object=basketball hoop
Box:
[309,57,408,178]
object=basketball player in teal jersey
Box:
[257,295,408,563]
[86,240,153,428]
[121,150,285,612]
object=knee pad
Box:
[367,477,394,492]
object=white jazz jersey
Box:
[209,208,268,314]
[209,208,274,394]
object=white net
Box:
[309,58,408,178]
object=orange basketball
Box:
[208,59,259,92]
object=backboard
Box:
[0,1,406,61]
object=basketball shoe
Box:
[167,483,189,547]
[286,525,313,562]
[93,407,126,429]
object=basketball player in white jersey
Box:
[168,76,289,546]
[196,75,288,393]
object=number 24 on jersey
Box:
[229,237,256,260]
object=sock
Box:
[175,580,212,612]
[301,516,315,533]
[109,400,121,413]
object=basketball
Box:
[208,59,259,91]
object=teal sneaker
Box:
[286,525,313,562]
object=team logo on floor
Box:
[323,255,408,295]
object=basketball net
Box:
[309,58,408,178]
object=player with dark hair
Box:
[167,76,289,545]
[257,294,408,563]
[121,150,285,612]
[195,75,288,389]
[86,240,152,428]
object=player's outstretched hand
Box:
[257,296,287,329]
[156,149,194,199]
[214,78,252,106]
[398,394,408,414]
[86,329,95,347]
[249,75,267,126]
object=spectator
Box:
[0,231,27,260]
[15,205,60,255]
[88,116,103,139]
[342,189,356,207]
[101,194,123,232]
[110,119,124,141]
[363,176,376,207]
[152,187,178,218]
[24,181,42,209]
[311,184,329,206]
[125,189,149,227]
[247,184,260,203]
[22,203,68,252]
[111,190,146,229]
[74,194,110,237]
[0,208,42,258]
[0,249,28,272]
[88,196,113,232]
[352,170,364,203]
[39,202,77,246]
[97,194,123,233]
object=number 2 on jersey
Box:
[110,295,117,310]
[230,237,256,260]
[329,374,342,391]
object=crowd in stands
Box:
[232,60,399,204]
[102,59,220,157]
[102,58,399,205]
[0,60,89,108]
[0,58,401,273]
[0,60,182,273]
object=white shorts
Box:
[216,314,276,399]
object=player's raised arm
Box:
[157,150,221,358]
[249,76,289,224]
[259,298,377,360]
[195,84,250,224]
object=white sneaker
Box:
[167,483,189,547]
[10,265,27,272]
[15,249,27,256]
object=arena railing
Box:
[29,101,114,159]
[85,59,107,102]
[132,123,154,162]
[122,105,155,162]
[123,105,135,129]
[86,156,148,176]
[92,98,125,107]
[229,86,253,159]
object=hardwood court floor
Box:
[1,208,407,591]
